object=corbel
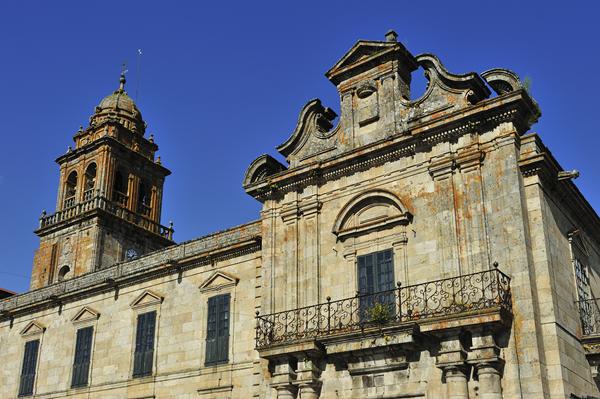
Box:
[104,277,119,300]
[0,309,14,329]
[165,259,183,284]
[49,294,63,315]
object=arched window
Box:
[112,169,128,206]
[83,163,97,201]
[57,265,71,282]
[137,180,152,217]
[64,171,78,208]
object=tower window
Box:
[83,163,97,201]
[64,171,78,209]
[112,170,128,206]
[58,265,71,282]
[137,181,151,217]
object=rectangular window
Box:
[71,326,93,387]
[18,339,40,397]
[133,311,156,377]
[205,293,230,365]
[357,249,395,322]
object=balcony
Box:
[578,298,600,362]
[255,267,512,352]
[38,194,173,241]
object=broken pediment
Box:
[199,271,239,292]
[276,99,338,168]
[481,68,522,95]
[333,190,412,240]
[326,38,418,87]
[130,290,163,309]
[20,321,46,336]
[243,154,287,188]
[71,306,100,323]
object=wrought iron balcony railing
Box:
[38,194,174,240]
[578,298,600,336]
[255,267,511,349]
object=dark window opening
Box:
[137,181,151,217]
[71,326,93,388]
[57,265,70,282]
[64,171,78,208]
[205,293,230,365]
[83,163,97,201]
[18,339,39,397]
[112,170,128,206]
[357,249,395,322]
[133,311,156,377]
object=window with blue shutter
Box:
[205,293,230,365]
[71,326,93,387]
[18,339,39,397]
[357,249,395,321]
[133,311,156,377]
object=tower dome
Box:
[90,71,145,134]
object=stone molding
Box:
[0,221,261,318]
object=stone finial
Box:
[67,146,72,153]
[385,29,398,42]
[156,156,162,165]
[149,133,155,143]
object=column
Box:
[436,332,469,399]
[475,362,502,399]
[468,328,503,399]
[444,365,470,399]
[275,386,297,399]
[298,383,320,399]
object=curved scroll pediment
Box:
[481,68,522,95]
[333,190,412,240]
[276,99,338,167]
[243,154,287,188]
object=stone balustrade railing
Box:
[38,194,173,240]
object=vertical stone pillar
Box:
[275,386,297,399]
[272,357,298,399]
[428,154,461,277]
[437,332,469,399]
[475,363,502,399]
[468,328,503,399]
[299,197,321,307]
[281,201,299,310]
[298,384,320,399]
[444,365,470,399]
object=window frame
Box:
[71,326,94,388]
[18,339,40,397]
[204,293,231,366]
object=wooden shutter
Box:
[133,311,156,377]
[71,326,93,387]
[19,339,39,397]
[205,294,230,365]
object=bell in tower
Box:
[30,71,174,290]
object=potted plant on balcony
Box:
[368,302,392,326]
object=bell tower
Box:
[31,71,174,290]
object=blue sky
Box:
[0,1,598,293]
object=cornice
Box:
[246,91,536,201]
[56,135,171,176]
[1,221,261,319]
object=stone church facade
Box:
[1,31,600,399]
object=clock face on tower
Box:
[126,248,139,260]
